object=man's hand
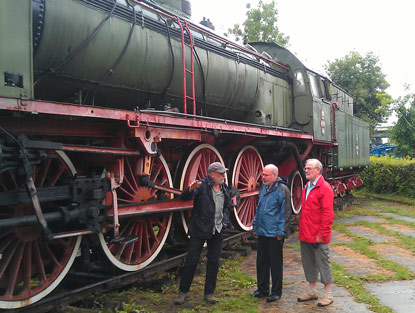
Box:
[316,236,323,243]
[188,180,202,192]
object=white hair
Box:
[264,164,279,175]
[306,159,323,172]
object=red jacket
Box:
[298,176,334,244]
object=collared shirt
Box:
[212,186,224,234]
[305,175,321,200]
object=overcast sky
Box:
[191,0,414,101]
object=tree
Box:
[226,0,289,47]
[324,51,392,130]
[389,90,415,157]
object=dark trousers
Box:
[256,236,283,296]
[179,231,223,295]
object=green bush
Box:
[359,156,415,198]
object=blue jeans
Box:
[179,231,223,295]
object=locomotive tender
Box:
[0,0,369,308]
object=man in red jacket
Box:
[297,159,334,307]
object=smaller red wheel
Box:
[289,171,303,214]
[231,146,263,231]
[178,144,226,235]
[98,155,173,271]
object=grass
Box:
[75,256,258,313]
[354,189,415,206]
[335,205,382,218]
[368,202,415,218]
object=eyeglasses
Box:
[304,167,316,171]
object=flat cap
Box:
[208,162,228,173]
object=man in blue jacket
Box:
[251,164,291,302]
[175,162,231,305]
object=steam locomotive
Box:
[0,0,369,308]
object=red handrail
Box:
[175,19,196,115]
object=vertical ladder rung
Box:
[177,19,196,115]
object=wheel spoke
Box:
[32,240,47,284]
[0,177,8,191]
[124,222,140,263]
[134,223,144,262]
[142,222,150,258]
[117,186,136,202]
[23,242,32,293]
[150,162,162,182]
[47,164,65,187]
[122,175,137,195]
[37,158,51,187]
[238,168,250,183]
[0,236,14,254]
[8,170,19,189]
[44,243,61,269]
[148,218,160,244]
[6,242,24,296]
[125,158,139,191]
[0,240,19,279]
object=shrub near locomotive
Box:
[0,0,369,308]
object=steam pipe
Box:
[0,209,80,230]
[286,142,307,182]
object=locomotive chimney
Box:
[200,17,215,30]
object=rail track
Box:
[6,230,253,313]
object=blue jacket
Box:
[180,176,231,239]
[253,178,290,238]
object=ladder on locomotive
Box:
[176,19,196,115]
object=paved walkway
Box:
[240,246,372,312]
[241,200,415,312]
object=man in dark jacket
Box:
[297,158,334,307]
[175,162,231,305]
[251,164,291,303]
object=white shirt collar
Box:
[310,175,321,186]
